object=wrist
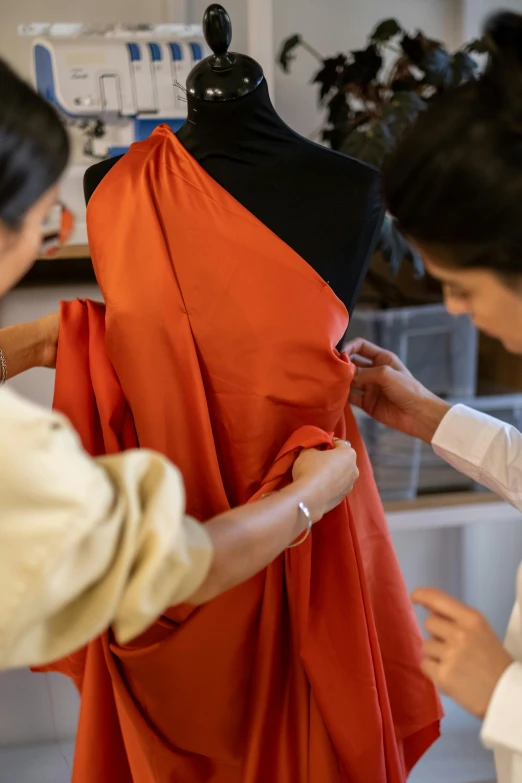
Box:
[29,320,49,369]
[284,477,326,526]
[412,395,452,443]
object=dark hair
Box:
[0,58,69,228]
[384,11,522,275]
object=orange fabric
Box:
[40,127,441,782]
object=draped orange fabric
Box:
[40,127,441,782]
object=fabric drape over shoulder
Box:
[39,126,441,782]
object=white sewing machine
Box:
[22,24,209,158]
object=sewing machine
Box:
[25,24,209,158]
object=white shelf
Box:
[386,493,521,532]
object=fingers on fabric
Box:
[348,389,365,408]
[343,338,404,371]
[350,365,397,390]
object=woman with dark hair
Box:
[0,58,359,669]
[346,11,522,781]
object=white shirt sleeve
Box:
[0,388,213,670]
[432,403,522,512]
[481,662,522,757]
[433,404,522,762]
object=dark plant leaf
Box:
[278,34,302,72]
[326,91,350,126]
[342,45,383,86]
[466,37,488,54]
[383,91,427,135]
[401,33,425,66]
[340,122,395,168]
[370,19,402,43]
[379,216,424,277]
[322,127,349,151]
[313,54,347,100]
[450,50,478,86]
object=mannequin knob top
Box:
[203,4,232,58]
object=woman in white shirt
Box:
[0,59,359,670]
[345,11,522,783]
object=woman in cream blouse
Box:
[0,59,359,670]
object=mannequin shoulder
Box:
[297,138,381,192]
[83,155,124,205]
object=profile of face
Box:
[422,251,522,355]
[0,186,59,297]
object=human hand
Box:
[35,311,60,368]
[292,439,359,521]
[413,587,513,719]
[344,337,450,443]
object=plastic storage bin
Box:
[418,394,522,495]
[346,304,478,398]
[354,407,421,501]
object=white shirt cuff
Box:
[432,404,503,480]
[482,662,522,756]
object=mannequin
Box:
[43,8,441,781]
[84,4,384,317]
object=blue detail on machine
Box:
[107,118,186,157]
[169,43,183,61]
[126,43,141,62]
[148,43,162,62]
[190,42,203,60]
[34,44,75,118]
[107,146,131,158]
[134,118,185,140]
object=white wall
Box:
[190,0,247,52]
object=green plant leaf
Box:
[379,217,424,277]
[370,19,402,43]
[278,34,303,72]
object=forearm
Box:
[0,321,47,380]
[414,397,452,443]
[189,478,324,605]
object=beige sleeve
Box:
[0,388,213,670]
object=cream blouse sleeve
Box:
[0,387,213,670]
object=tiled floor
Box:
[0,741,74,783]
[0,701,497,783]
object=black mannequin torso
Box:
[84,80,383,316]
[84,3,383,317]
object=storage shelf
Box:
[385,491,520,532]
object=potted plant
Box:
[278,20,485,294]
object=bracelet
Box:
[260,493,313,549]
[288,502,313,549]
[0,349,7,386]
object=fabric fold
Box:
[37,127,441,782]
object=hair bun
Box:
[482,12,522,130]
[485,12,522,65]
